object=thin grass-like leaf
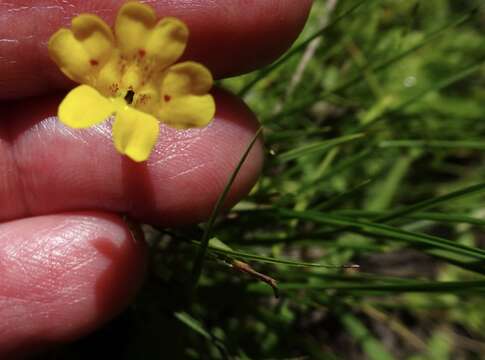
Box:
[193,240,356,269]
[335,210,485,227]
[174,312,213,340]
[278,133,364,162]
[379,139,485,150]
[374,182,485,224]
[274,208,485,260]
[341,313,395,360]
[190,128,263,294]
[174,312,230,358]
[249,280,485,294]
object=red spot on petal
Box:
[138,49,146,57]
[90,59,99,66]
[164,95,171,102]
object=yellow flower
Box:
[48,1,215,162]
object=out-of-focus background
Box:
[50,1,485,359]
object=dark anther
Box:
[124,90,135,104]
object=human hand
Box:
[0,1,312,357]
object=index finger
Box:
[0,0,312,99]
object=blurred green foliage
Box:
[51,0,485,359]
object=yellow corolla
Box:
[48,1,215,162]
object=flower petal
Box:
[48,14,114,84]
[145,17,189,70]
[58,85,115,128]
[71,14,114,62]
[114,2,155,58]
[158,62,215,129]
[115,2,188,69]
[112,106,160,162]
[161,62,213,96]
[158,95,216,129]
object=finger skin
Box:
[0,0,313,99]
[0,212,145,359]
[0,88,264,225]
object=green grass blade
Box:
[317,148,374,182]
[315,179,373,211]
[379,139,485,150]
[174,312,212,340]
[278,133,364,162]
[238,0,371,97]
[190,127,263,294]
[267,280,485,293]
[174,312,230,358]
[274,208,485,260]
[193,240,355,269]
[335,210,485,227]
[365,155,413,211]
[374,182,485,224]
[340,313,395,360]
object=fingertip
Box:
[1,87,264,226]
[0,212,146,358]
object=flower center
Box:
[124,89,135,104]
